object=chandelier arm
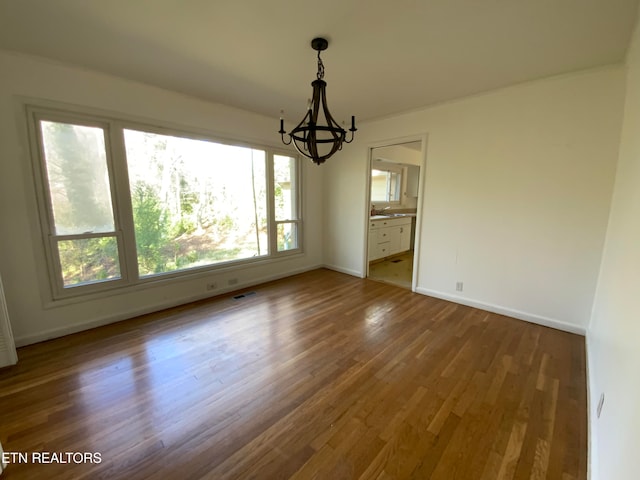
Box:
[320,84,347,157]
[293,143,341,165]
[280,133,293,146]
[310,80,322,126]
[290,109,312,136]
[292,140,312,159]
[319,84,346,139]
[343,126,356,144]
[342,117,357,144]
[308,131,319,159]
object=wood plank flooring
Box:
[0,269,587,479]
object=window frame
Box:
[371,164,403,205]
[271,153,302,253]
[26,104,303,301]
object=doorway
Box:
[366,140,423,290]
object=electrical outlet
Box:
[206,281,217,291]
[228,278,238,286]
[456,281,463,292]
[597,393,605,418]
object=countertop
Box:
[370,213,416,220]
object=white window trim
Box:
[271,153,302,253]
[25,103,303,302]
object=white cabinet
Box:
[368,216,412,261]
[399,222,411,252]
[377,225,399,252]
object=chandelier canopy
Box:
[279,37,357,165]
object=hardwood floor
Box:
[0,269,587,479]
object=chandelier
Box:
[279,37,357,165]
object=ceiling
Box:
[0,0,638,122]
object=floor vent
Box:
[232,291,257,300]
[390,259,403,263]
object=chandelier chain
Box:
[317,51,325,80]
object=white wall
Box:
[373,144,421,166]
[0,51,323,346]
[324,67,625,333]
[587,12,640,480]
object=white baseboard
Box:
[14,264,323,347]
[322,264,364,278]
[415,287,587,335]
[15,267,586,345]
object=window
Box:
[124,129,268,276]
[38,120,123,289]
[371,167,402,203]
[273,154,299,252]
[28,107,301,299]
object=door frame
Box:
[0,273,18,366]
[364,133,428,292]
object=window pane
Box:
[388,171,401,201]
[40,121,115,234]
[277,223,298,252]
[274,155,296,221]
[371,169,389,202]
[124,130,268,277]
[58,237,121,287]
[371,169,401,202]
